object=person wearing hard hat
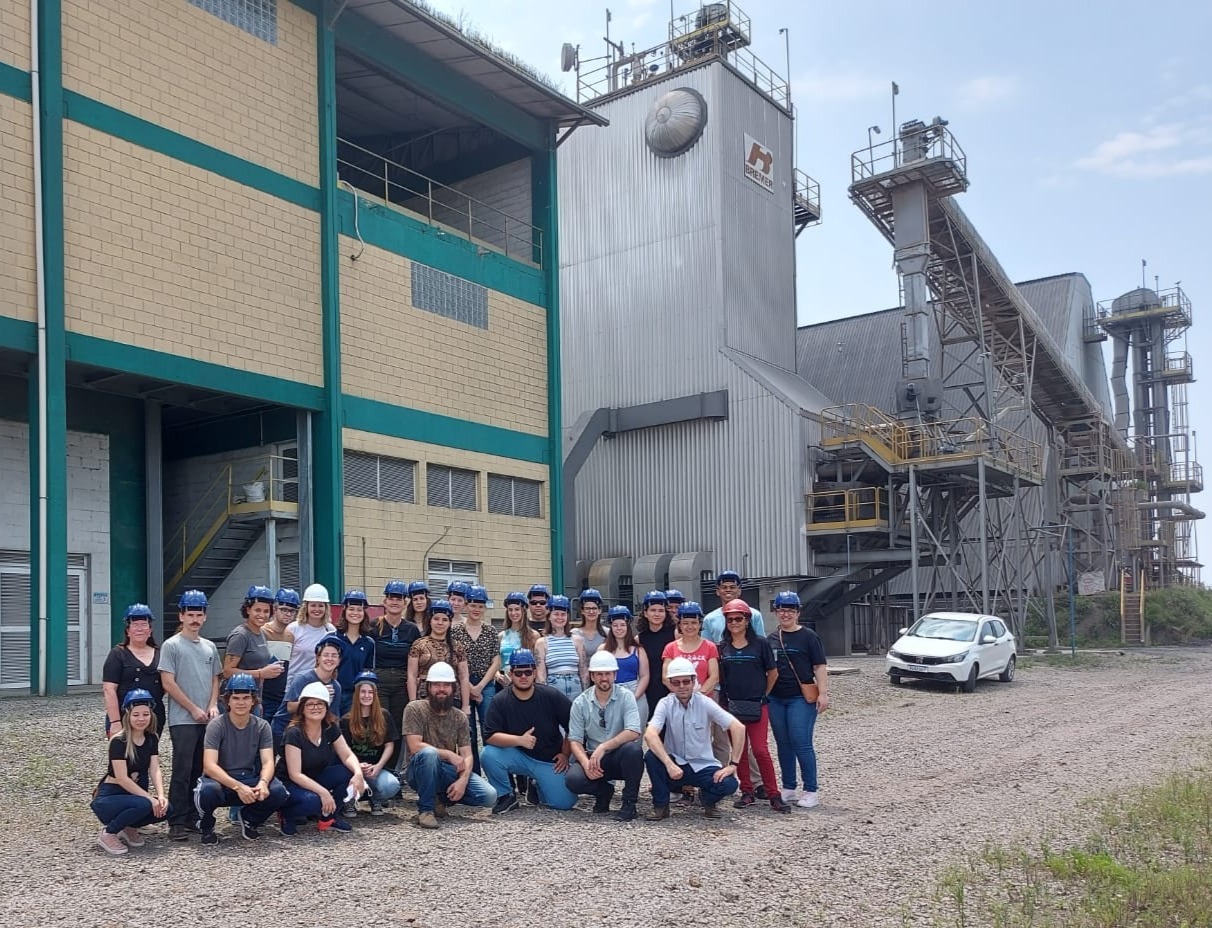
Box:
[90,688,169,856]
[223,586,286,705]
[160,589,222,841]
[195,673,289,844]
[334,590,376,717]
[260,588,300,723]
[566,650,643,821]
[285,583,336,688]
[401,660,497,829]
[644,656,745,820]
[270,634,344,749]
[102,603,166,739]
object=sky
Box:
[429,0,1211,514]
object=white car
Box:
[886,611,1016,692]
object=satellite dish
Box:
[560,43,578,72]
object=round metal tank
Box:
[1111,288,1159,314]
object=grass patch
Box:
[936,762,1212,927]
[1017,651,1114,671]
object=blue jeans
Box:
[479,744,577,810]
[404,746,496,813]
[367,767,401,801]
[194,773,289,828]
[91,784,171,834]
[644,752,738,807]
[768,695,819,791]
[281,763,353,821]
[467,681,497,775]
[547,673,583,700]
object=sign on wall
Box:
[744,134,774,192]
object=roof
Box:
[725,349,836,415]
[796,307,915,411]
[339,0,608,129]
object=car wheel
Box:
[998,655,1016,683]
[961,664,978,693]
[889,673,902,686]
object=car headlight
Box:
[939,650,969,664]
[888,649,903,660]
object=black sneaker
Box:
[492,792,520,816]
[525,780,539,806]
[239,818,262,841]
[342,799,358,819]
[200,829,219,846]
[592,785,615,814]
[753,784,768,801]
[169,824,189,842]
[614,800,637,822]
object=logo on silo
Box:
[743,134,774,193]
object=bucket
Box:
[242,481,266,502]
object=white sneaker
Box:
[780,788,797,802]
[797,791,819,809]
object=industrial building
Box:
[0,0,603,692]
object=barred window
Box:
[343,450,416,503]
[487,474,542,518]
[427,465,478,511]
[427,559,480,592]
[412,264,489,329]
[188,0,277,44]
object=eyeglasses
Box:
[725,615,748,623]
[669,677,696,686]
[512,668,535,677]
[529,600,547,606]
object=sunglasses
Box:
[670,677,696,686]
[725,615,748,623]
[512,668,535,677]
[598,707,607,728]
[529,600,547,606]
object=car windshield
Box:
[907,617,978,642]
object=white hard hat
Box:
[667,656,696,679]
[426,661,456,684]
[302,583,330,604]
[588,651,619,673]
[299,681,332,705]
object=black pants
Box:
[565,740,643,803]
[168,723,207,826]
[194,773,289,829]
[378,667,409,774]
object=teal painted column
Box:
[532,140,564,593]
[31,0,68,694]
[313,2,344,593]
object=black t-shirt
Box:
[373,619,420,670]
[102,732,158,789]
[283,722,343,781]
[484,683,571,762]
[102,646,165,713]
[340,709,400,764]
[769,627,827,699]
[719,636,777,702]
[636,622,676,705]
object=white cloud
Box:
[792,67,887,103]
[1075,123,1212,178]
[956,75,1018,110]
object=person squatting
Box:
[92,573,829,853]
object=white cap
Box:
[588,651,619,673]
[302,583,330,603]
[667,656,696,679]
[427,661,456,684]
[298,681,332,705]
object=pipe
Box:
[32,0,48,696]
[1137,500,1205,520]
[1109,336,1129,438]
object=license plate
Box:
[905,663,929,672]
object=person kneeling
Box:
[566,651,643,821]
[279,682,366,834]
[194,673,289,844]
[91,688,170,855]
[644,657,745,820]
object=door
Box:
[0,556,89,688]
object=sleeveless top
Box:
[614,647,640,685]
[286,621,335,686]
[544,635,579,677]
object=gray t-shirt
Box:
[226,624,273,689]
[159,634,221,727]
[204,713,272,777]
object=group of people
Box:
[93,572,828,853]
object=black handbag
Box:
[727,698,763,722]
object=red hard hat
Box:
[721,599,752,617]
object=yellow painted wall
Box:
[0,0,29,71]
[62,122,322,385]
[62,0,317,185]
[1,95,35,323]
[339,237,548,435]
[342,429,551,599]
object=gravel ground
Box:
[3,648,1211,927]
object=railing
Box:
[1097,284,1193,331]
[1166,461,1204,490]
[805,487,889,530]
[793,168,821,226]
[336,138,542,267]
[851,124,968,184]
[1161,351,1193,380]
[1082,303,1108,341]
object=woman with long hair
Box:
[372,579,419,765]
[223,586,285,706]
[90,688,169,855]
[286,584,335,687]
[452,585,500,774]
[407,599,471,718]
[403,580,432,628]
[719,598,789,813]
[572,588,606,657]
[634,591,677,710]
[495,592,538,688]
[279,681,366,834]
[660,602,719,697]
[334,590,375,717]
[601,604,651,726]
[339,672,400,816]
[102,604,165,738]
[534,595,587,699]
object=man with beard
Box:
[481,649,576,815]
[566,651,643,821]
[401,661,496,829]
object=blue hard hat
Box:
[641,590,667,607]
[579,588,603,605]
[121,688,156,712]
[504,591,527,607]
[549,594,571,612]
[178,589,208,611]
[467,585,488,604]
[509,648,537,668]
[773,591,802,609]
[352,670,380,688]
[447,580,470,598]
[342,589,369,607]
[608,604,633,620]
[407,581,429,596]
[275,587,301,607]
[384,580,408,597]
[315,634,344,655]
[664,589,686,604]
[716,570,741,585]
[431,599,454,617]
[246,585,275,603]
[677,601,704,618]
[224,673,258,695]
[124,603,154,624]
[528,584,550,599]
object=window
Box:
[343,451,416,503]
[487,474,542,518]
[427,559,480,593]
[411,264,489,329]
[188,0,278,44]
[277,552,300,591]
[427,465,478,511]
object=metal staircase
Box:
[1120,568,1146,646]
